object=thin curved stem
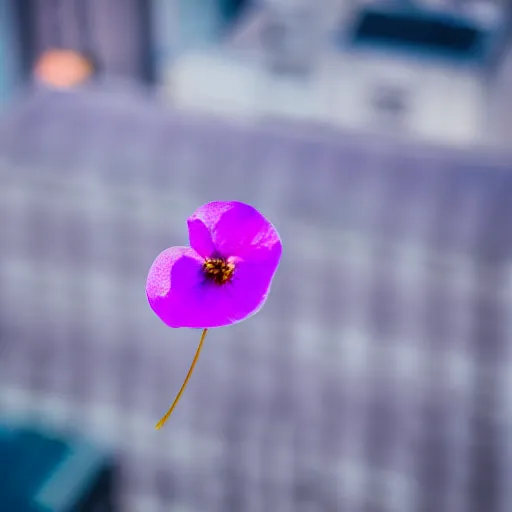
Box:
[155,328,208,430]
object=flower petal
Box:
[187,201,282,263]
[213,256,280,325]
[146,246,281,329]
[179,255,280,328]
[147,202,282,329]
[146,246,205,328]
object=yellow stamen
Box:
[155,328,208,430]
[203,257,235,285]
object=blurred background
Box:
[0,0,512,511]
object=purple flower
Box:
[146,201,282,328]
[146,201,282,429]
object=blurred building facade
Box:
[1,80,512,512]
[0,0,250,97]
[0,0,512,143]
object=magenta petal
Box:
[175,256,280,328]
[187,201,282,263]
[146,249,281,329]
[186,212,217,258]
[146,246,205,328]
[211,256,280,325]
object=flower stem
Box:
[155,328,208,430]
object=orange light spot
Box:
[34,49,94,89]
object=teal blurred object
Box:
[178,0,223,49]
[218,0,247,25]
[346,1,507,66]
[0,422,117,511]
[0,0,21,107]
[0,487,50,512]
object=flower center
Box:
[203,257,235,285]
